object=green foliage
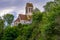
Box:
[28,9,42,40]
[15,35,26,40]
[54,0,60,4]
[0,17,4,32]
[0,17,4,40]
[0,0,60,40]
[33,9,43,23]
[2,26,20,40]
[3,14,14,25]
[44,2,56,12]
[42,0,60,40]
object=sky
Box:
[0,0,54,19]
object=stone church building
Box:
[14,3,33,25]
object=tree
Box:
[44,1,56,12]
[0,17,4,40]
[54,0,60,4]
[0,17,4,31]
[27,9,42,40]
[43,0,60,40]
[2,26,20,40]
[15,35,26,40]
[33,8,42,23]
[3,14,14,25]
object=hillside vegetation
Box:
[0,0,60,40]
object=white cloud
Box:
[0,0,54,18]
[0,8,14,17]
[0,7,25,20]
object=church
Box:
[14,3,33,25]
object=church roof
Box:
[14,14,32,23]
[14,18,20,22]
[19,14,32,20]
[19,14,28,20]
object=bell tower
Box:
[26,3,33,15]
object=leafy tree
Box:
[15,35,26,40]
[16,24,33,40]
[44,2,56,12]
[3,14,14,25]
[27,8,42,40]
[0,17,4,32]
[42,0,60,40]
[33,8,42,23]
[0,17,4,40]
[54,0,60,4]
[2,26,20,40]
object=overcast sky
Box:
[0,0,54,19]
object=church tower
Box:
[26,3,33,15]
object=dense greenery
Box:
[0,0,60,40]
[0,17,4,40]
[3,14,14,25]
